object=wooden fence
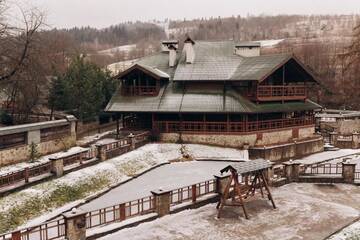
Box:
[0,132,150,194]
[304,163,343,175]
[0,179,217,240]
[154,117,315,134]
[169,180,216,205]
[0,151,90,191]
[355,171,360,180]
[86,195,155,229]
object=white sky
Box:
[13,0,360,29]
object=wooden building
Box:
[106,37,324,161]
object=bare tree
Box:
[0,0,44,82]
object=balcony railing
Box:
[122,86,158,96]
[153,117,315,134]
[256,85,307,101]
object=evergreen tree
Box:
[29,142,40,163]
[48,56,117,120]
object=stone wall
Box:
[250,137,324,162]
[160,126,316,148]
[160,126,322,162]
[338,119,360,135]
[0,118,77,167]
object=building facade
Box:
[106,37,323,161]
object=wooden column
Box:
[227,114,230,132]
[116,117,120,137]
[282,65,285,104]
[203,114,206,132]
[151,113,155,130]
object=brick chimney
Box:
[168,44,177,67]
[184,36,195,64]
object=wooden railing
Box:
[154,117,315,134]
[0,150,93,191]
[0,219,66,240]
[122,86,158,96]
[355,171,360,180]
[256,85,306,101]
[170,180,216,205]
[304,163,343,175]
[0,179,218,239]
[86,195,155,229]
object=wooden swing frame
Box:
[216,164,276,219]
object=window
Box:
[40,125,71,142]
[0,133,26,149]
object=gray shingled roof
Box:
[231,54,291,81]
[172,41,296,82]
[106,82,321,113]
[173,41,242,81]
[118,40,315,83]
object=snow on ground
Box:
[0,146,88,175]
[98,44,136,55]
[294,149,360,165]
[76,130,116,146]
[81,161,231,211]
[0,144,180,231]
[329,220,360,240]
[185,144,248,161]
[100,183,360,240]
[257,39,284,47]
[0,143,245,231]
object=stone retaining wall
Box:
[0,117,77,167]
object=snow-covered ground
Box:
[294,149,360,165]
[99,183,360,240]
[0,143,246,233]
[329,220,360,240]
[76,130,116,146]
[98,44,137,56]
[256,39,284,47]
[0,146,88,175]
[81,161,231,212]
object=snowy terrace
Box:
[0,143,247,234]
[99,183,360,240]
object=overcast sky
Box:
[16,0,360,29]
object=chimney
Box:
[168,44,177,67]
[235,42,261,57]
[161,40,179,52]
[184,36,195,64]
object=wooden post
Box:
[191,184,197,203]
[24,167,30,183]
[282,65,285,104]
[226,114,230,132]
[120,203,126,221]
[11,231,21,240]
[116,118,120,137]
[151,113,155,130]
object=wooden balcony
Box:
[122,86,158,96]
[153,117,315,134]
[256,85,307,101]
